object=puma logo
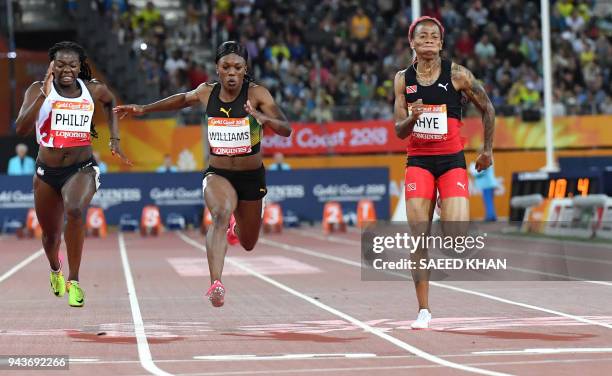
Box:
[220,107,232,117]
[37,166,45,176]
[438,83,449,91]
[457,182,466,190]
[259,188,267,193]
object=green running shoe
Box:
[49,271,66,297]
[67,280,84,307]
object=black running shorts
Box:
[203,165,267,201]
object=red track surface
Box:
[1,227,611,375]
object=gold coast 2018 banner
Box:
[92,114,611,172]
[462,115,612,150]
[261,115,612,156]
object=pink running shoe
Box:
[206,280,225,307]
[226,215,239,246]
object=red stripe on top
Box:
[40,113,52,144]
[51,132,91,148]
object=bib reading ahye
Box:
[410,104,448,140]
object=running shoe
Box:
[66,280,84,307]
[206,280,225,307]
[49,270,66,297]
[226,215,239,246]
[410,309,432,329]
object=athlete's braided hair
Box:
[49,41,92,80]
[48,41,97,138]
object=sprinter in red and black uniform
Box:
[15,41,131,307]
[114,41,292,308]
[394,17,496,328]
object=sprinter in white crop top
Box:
[15,41,131,308]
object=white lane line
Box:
[0,248,44,283]
[487,245,612,266]
[193,353,376,361]
[429,282,612,329]
[482,247,612,287]
[421,248,612,288]
[483,257,612,287]
[474,348,612,355]
[259,237,612,330]
[291,228,612,271]
[164,357,612,376]
[118,233,173,376]
[52,353,612,366]
[488,233,612,249]
[177,232,510,376]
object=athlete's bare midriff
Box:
[37,145,93,168]
[209,153,262,170]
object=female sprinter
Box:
[15,41,131,307]
[393,17,496,328]
[114,41,292,307]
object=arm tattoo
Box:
[452,64,495,152]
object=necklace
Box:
[413,57,441,86]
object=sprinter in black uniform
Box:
[114,41,292,307]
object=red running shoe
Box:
[226,215,239,246]
[206,280,225,307]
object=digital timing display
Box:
[511,173,601,199]
[510,173,602,221]
[546,177,592,198]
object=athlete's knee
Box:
[42,233,61,250]
[65,205,84,222]
[210,206,232,226]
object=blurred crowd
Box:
[99,0,611,121]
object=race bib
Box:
[410,104,448,141]
[50,100,93,140]
[207,117,252,155]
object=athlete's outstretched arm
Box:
[15,63,54,136]
[113,83,213,118]
[393,70,424,139]
[451,63,495,171]
[91,81,132,165]
[245,86,291,137]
